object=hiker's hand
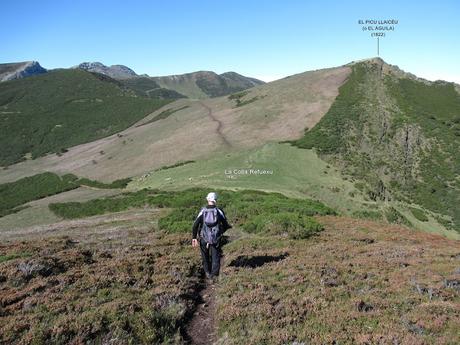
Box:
[192,239,198,247]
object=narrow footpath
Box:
[199,101,232,147]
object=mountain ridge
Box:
[0,61,47,82]
[292,58,460,232]
[73,62,138,79]
[151,70,265,99]
[1,57,459,238]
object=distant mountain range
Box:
[151,70,264,98]
[0,60,264,99]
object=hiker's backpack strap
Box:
[217,208,226,219]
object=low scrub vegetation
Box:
[0,173,79,217]
[2,189,459,344]
[136,105,189,127]
[352,209,383,221]
[242,212,323,239]
[216,216,460,344]
[385,207,411,226]
[49,188,335,238]
[0,172,131,218]
[0,226,202,344]
[409,207,429,222]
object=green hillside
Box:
[128,142,458,239]
[119,76,186,99]
[153,71,265,99]
[0,69,170,166]
[292,59,460,232]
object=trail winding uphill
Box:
[199,101,232,148]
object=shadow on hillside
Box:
[228,253,289,269]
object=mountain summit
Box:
[74,62,138,79]
[0,61,47,82]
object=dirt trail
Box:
[199,101,232,147]
[185,228,243,344]
[186,282,217,344]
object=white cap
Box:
[206,192,217,203]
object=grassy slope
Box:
[119,77,186,99]
[129,143,458,239]
[0,171,130,232]
[0,69,170,165]
[130,143,364,211]
[0,66,349,184]
[154,75,209,99]
[292,59,460,233]
[0,187,120,232]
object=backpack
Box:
[200,208,221,245]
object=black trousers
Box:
[199,238,221,276]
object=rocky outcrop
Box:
[74,62,138,79]
[0,61,47,82]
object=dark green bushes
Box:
[290,63,367,153]
[77,177,131,189]
[410,207,429,222]
[158,207,198,233]
[49,188,335,237]
[242,212,323,239]
[0,172,79,217]
[0,172,132,218]
[385,207,411,226]
[352,210,383,221]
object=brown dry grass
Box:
[2,209,457,344]
[215,216,460,344]
[0,209,203,344]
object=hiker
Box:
[192,192,231,280]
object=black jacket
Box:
[192,204,231,240]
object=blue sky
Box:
[2,0,459,82]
